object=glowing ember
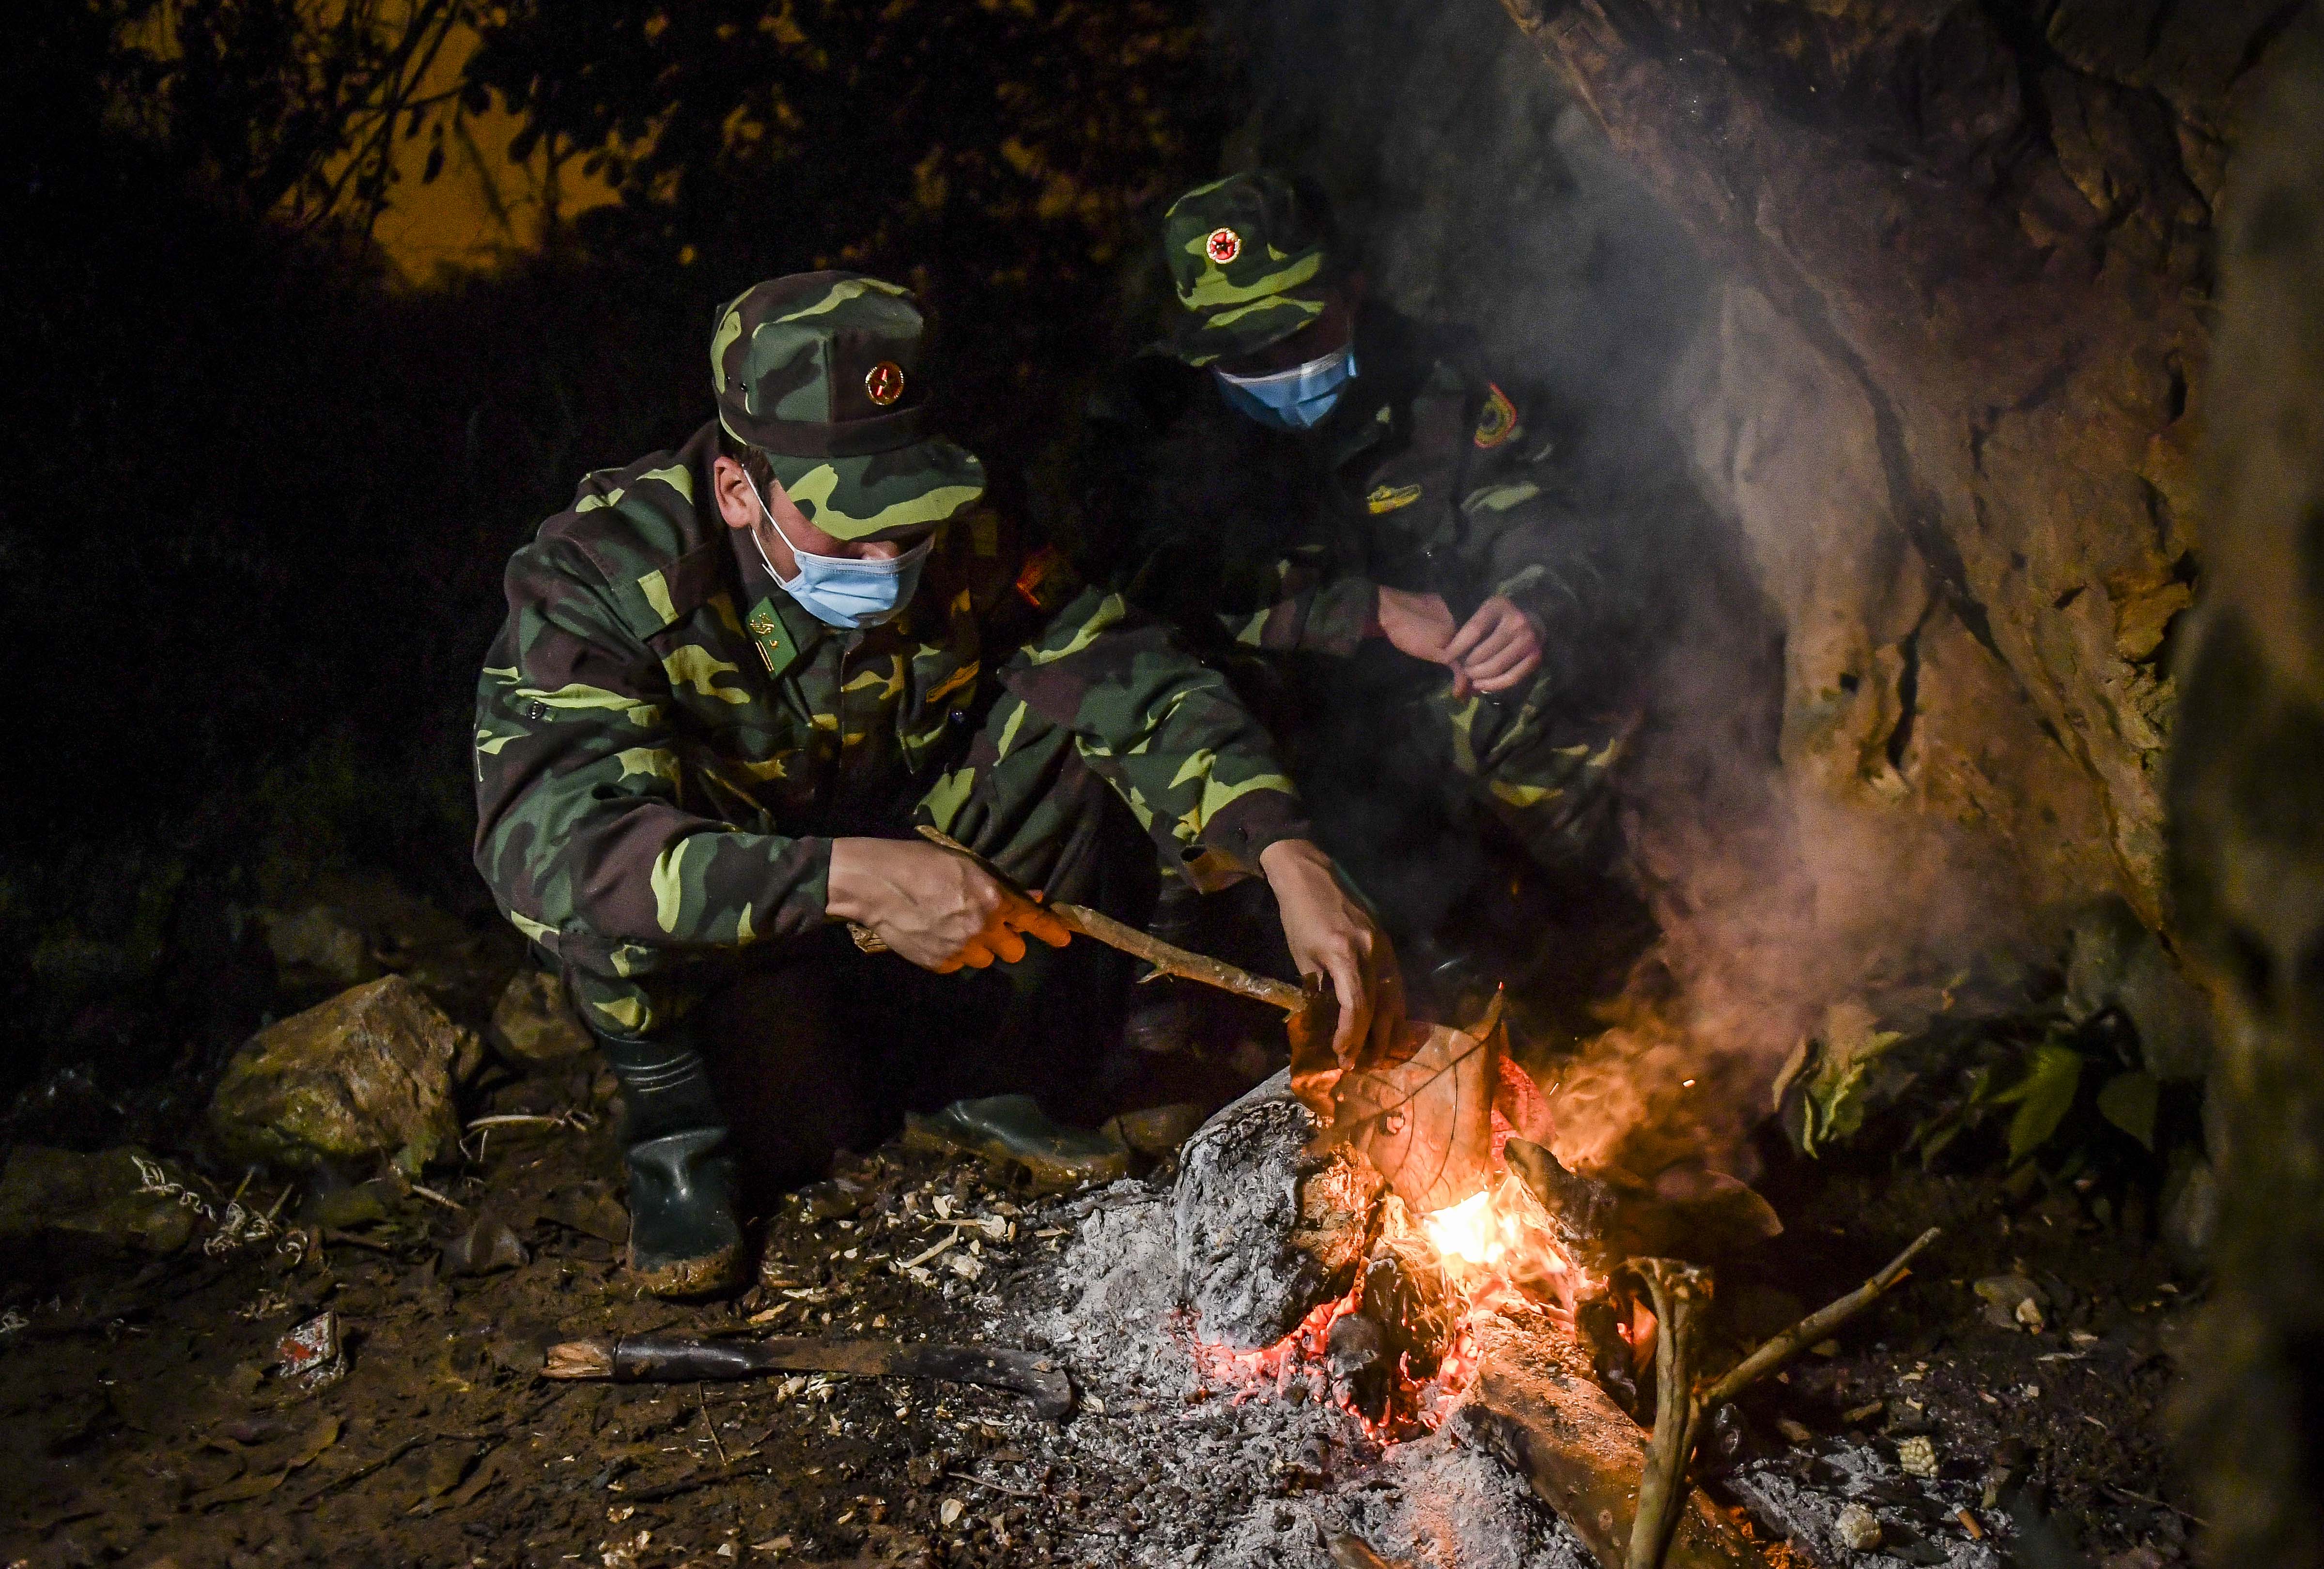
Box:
[1188,1171,1599,1442]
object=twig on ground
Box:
[698,1383,728,1468]
[1700,1227,1940,1409]
[408,1184,466,1212]
[944,1471,1042,1499]
[2100,1483,2208,1527]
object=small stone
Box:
[2014,1296,2047,1332]
[1897,1435,1939,1478]
[1776,1416,1815,1445]
[488,968,592,1064]
[1101,1103,1210,1159]
[1835,1503,1882,1551]
[939,1498,964,1527]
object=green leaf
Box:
[2004,1043,2084,1163]
[2097,1070,2161,1151]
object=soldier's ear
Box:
[711,455,761,533]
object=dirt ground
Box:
[3,1026,2201,1569]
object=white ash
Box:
[1007,1174,1590,1567]
[1720,1440,2008,1569]
[1007,1174,2000,1569]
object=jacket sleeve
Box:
[993,584,1314,881]
[1216,551,1378,658]
[1456,454,1644,705]
[471,535,833,981]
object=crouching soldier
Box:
[1067,171,1655,1002]
[473,272,1399,1296]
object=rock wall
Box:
[1232,0,2300,944]
[1488,0,2280,931]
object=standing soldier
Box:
[474,272,1398,1296]
[1069,170,1652,1008]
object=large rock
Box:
[1174,1070,1385,1348]
[208,974,470,1172]
[0,1146,198,1256]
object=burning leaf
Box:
[1319,1019,1499,1212]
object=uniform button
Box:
[527,701,548,721]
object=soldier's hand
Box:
[1373,586,1458,665]
[827,837,1072,973]
[1258,839,1407,1065]
[1442,596,1543,698]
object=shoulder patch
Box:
[1367,482,1424,514]
[1473,383,1520,450]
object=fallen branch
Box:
[1627,1260,1714,1569]
[1700,1227,1939,1409]
[542,1333,1075,1420]
[1623,1227,1943,1569]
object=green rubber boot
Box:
[593,1028,747,1297]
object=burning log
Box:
[540,1333,1074,1420]
[1457,1312,1769,1569]
[1363,1224,1459,1380]
[1176,1071,1385,1347]
[1503,1138,1781,1267]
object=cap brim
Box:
[765,435,986,542]
[1164,281,1329,367]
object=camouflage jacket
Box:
[1071,304,1637,701]
[473,420,1309,985]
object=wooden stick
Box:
[1045,899,1304,1011]
[1699,1227,1939,1409]
[842,827,1308,1014]
[540,1333,1075,1420]
[1626,1259,1714,1569]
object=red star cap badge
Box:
[1206,227,1241,265]
[863,361,906,407]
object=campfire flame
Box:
[1191,1167,1598,1442]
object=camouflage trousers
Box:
[562,691,1163,1045]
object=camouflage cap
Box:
[711,271,985,540]
[1159,170,1333,367]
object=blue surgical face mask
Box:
[754,484,931,629]
[1212,344,1358,431]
